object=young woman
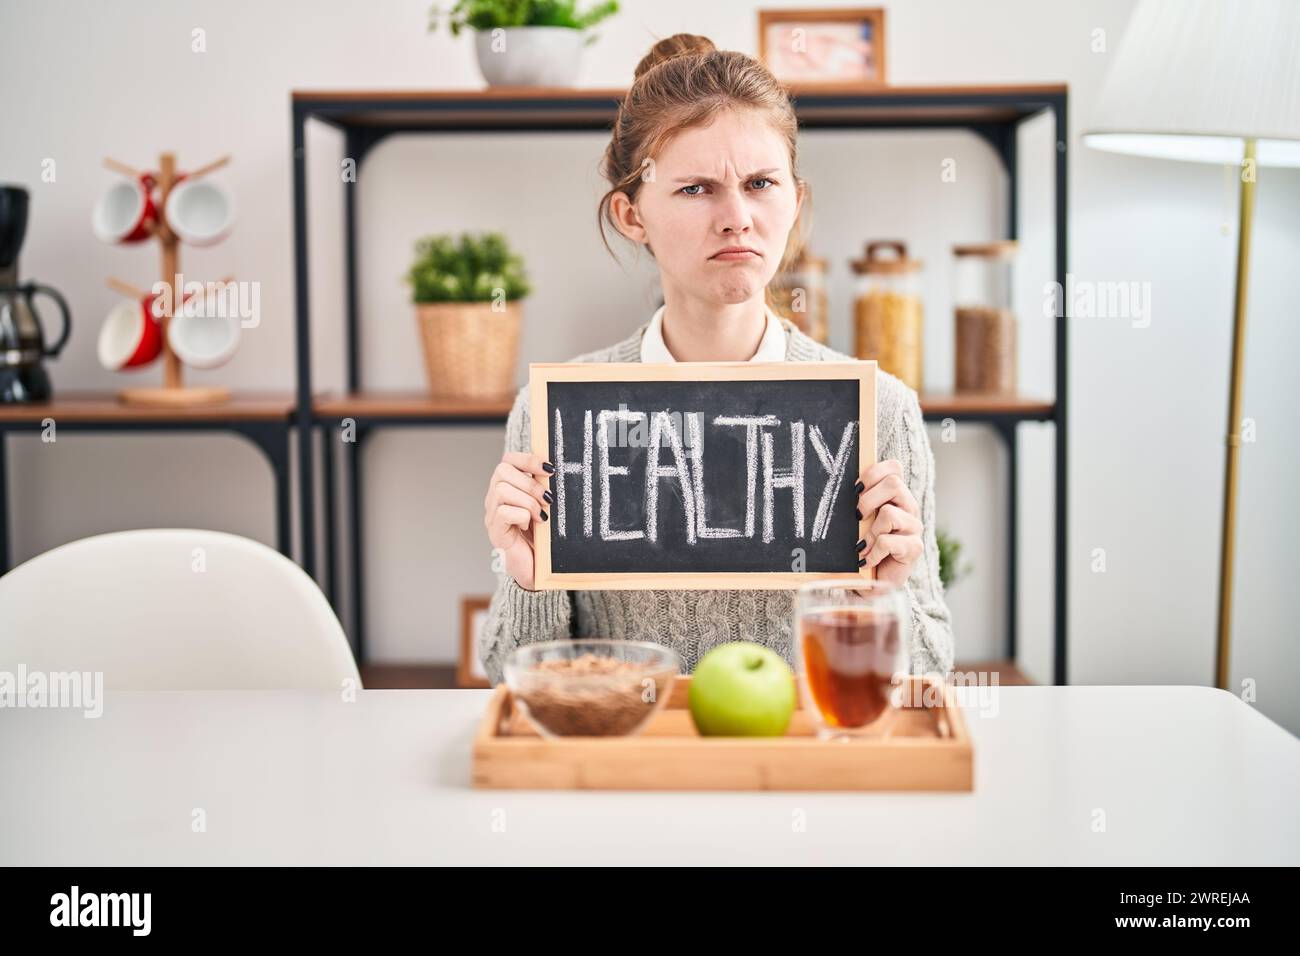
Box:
[479,34,953,685]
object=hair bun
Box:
[633,33,717,81]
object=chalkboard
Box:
[529,361,876,590]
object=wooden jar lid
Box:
[850,240,922,275]
[952,239,1019,259]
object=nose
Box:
[716,184,754,236]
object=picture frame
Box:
[458,595,492,688]
[528,360,877,591]
[758,7,888,89]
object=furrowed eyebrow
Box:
[673,168,781,185]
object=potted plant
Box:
[428,0,620,87]
[406,232,530,400]
[936,528,972,591]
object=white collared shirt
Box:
[639,302,788,363]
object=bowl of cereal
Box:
[503,640,681,738]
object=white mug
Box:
[164,178,234,246]
[167,290,241,369]
[92,174,158,244]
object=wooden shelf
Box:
[293,83,1067,102]
[292,83,1066,131]
[359,663,459,690]
[919,393,1055,420]
[0,387,1048,427]
[953,659,1036,686]
[313,391,514,422]
[0,391,296,424]
[308,389,1050,424]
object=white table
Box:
[1,685,1297,865]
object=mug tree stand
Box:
[105,150,232,408]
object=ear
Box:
[609,191,649,245]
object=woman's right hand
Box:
[484,451,553,592]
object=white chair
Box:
[0,528,361,690]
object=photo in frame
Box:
[758,7,887,88]
[458,595,491,688]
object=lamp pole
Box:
[1216,136,1257,692]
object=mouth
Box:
[709,247,761,261]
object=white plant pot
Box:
[473,26,585,87]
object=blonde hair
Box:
[597,33,810,288]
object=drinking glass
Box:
[794,578,912,740]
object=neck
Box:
[659,293,768,362]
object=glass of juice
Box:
[794,578,912,740]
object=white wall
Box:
[2,0,1296,734]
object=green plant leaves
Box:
[428,0,620,33]
[935,527,972,590]
[406,231,531,303]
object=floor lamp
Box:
[1082,0,1300,689]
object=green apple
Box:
[689,642,797,737]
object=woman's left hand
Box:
[854,458,924,588]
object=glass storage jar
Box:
[769,249,829,344]
[953,240,1018,394]
[850,240,924,392]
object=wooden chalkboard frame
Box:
[529,360,876,590]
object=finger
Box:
[868,503,922,540]
[856,458,903,493]
[503,451,553,478]
[858,472,915,517]
[864,532,922,569]
[488,462,551,511]
[496,483,548,524]
[489,504,535,550]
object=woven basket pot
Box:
[415,300,521,400]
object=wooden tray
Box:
[472,675,972,791]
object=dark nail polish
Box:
[855,508,863,521]
[857,557,867,568]
[542,461,555,474]
[543,490,554,504]
[539,509,548,521]
[856,539,867,553]
[854,479,865,494]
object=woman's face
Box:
[613,109,804,307]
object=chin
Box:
[713,282,758,304]
[703,270,762,303]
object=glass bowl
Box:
[503,639,681,738]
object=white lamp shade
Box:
[1084,0,1300,166]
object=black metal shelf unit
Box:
[0,396,296,574]
[290,84,1069,683]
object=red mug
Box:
[96,287,199,371]
[92,173,158,244]
[97,294,162,370]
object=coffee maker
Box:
[0,185,71,402]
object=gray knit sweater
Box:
[478,316,955,685]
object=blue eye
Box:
[679,179,776,196]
